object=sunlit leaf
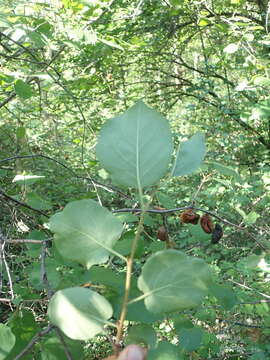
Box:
[96,100,173,189]
[172,132,206,176]
[0,324,16,360]
[49,199,123,269]
[14,80,33,99]
[48,287,113,340]
[137,250,211,313]
[224,43,239,54]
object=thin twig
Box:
[0,228,14,299]
[14,325,54,360]
[0,154,130,198]
[55,328,74,360]
[115,211,146,351]
[0,188,49,217]
[229,279,270,299]
[112,206,245,229]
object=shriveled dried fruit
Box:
[211,223,223,244]
[157,226,169,241]
[200,214,214,233]
[180,209,200,225]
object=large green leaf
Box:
[0,324,16,360]
[147,341,182,360]
[172,132,206,176]
[47,287,113,340]
[49,199,123,268]
[40,335,84,360]
[96,100,173,189]
[137,250,211,313]
[125,324,157,348]
[179,327,203,352]
[14,80,33,99]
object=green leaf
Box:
[137,249,211,313]
[96,100,173,189]
[0,324,16,360]
[16,127,26,139]
[12,174,45,185]
[49,199,123,269]
[148,341,182,360]
[47,287,113,340]
[172,132,206,177]
[179,327,203,352]
[244,211,260,225]
[6,310,39,360]
[114,231,144,258]
[209,162,242,182]
[26,192,52,210]
[14,80,33,99]
[41,335,84,360]
[125,324,157,348]
[156,191,175,208]
[209,284,238,310]
[224,43,239,54]
[198,18,211,26]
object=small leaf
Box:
[179,327,203,352]
[41,335,84,360]
[49,199,123,269]
[198,18,211,27]
[125,324,157,348]
[172,132,206,177]
[0,324,16,360]
[209,284,238,310]
[48,287,113,340]
[147,341,182,360]
[209,162,242,183]
[12,174,45,185]
[137,249,211,313]
[16,127,26,139]
[96,100,173,189]
[224,43,239,54]
[14,80,33,99]
[244,211,260,225]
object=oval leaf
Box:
[126,324,157,348]
[49,199,123,269]
[14,79,33,99]
[172,132,206,177]
[48,287,113,340]
[0,324,16,360]
[137,249,211,313]
[179,327,203,352]
[148,341,181,360]
[96,100,173,189]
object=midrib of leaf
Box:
[56,221,126,262]
[136,104,143,198]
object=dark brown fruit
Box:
[157,226,169,241]
[200,214,214,233]
[180,209,200,225]
[211,223,223,244]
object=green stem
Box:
[115,209,146,350]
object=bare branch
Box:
[14,325,54,360]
